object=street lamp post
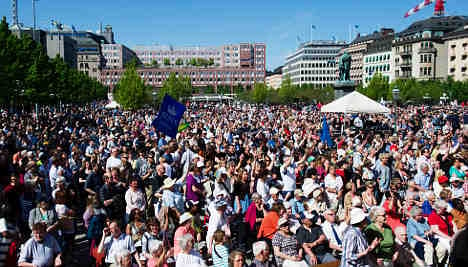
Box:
[152,91,157,109]
[392,86,400,134]
[49,93,55,111]
[440,92,448,105]
[423,93,431,105]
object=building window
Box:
[462,67,467,73]
[450,68,455,73]
[462,55,467,60]
[450,56,456,61]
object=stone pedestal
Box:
[333,80,356,99]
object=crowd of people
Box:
[0,101,467,267]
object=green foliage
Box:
[278,76,297,104]
[113,62,151,109]
[251,83,268,103]
[358,73,390,100]
[217,85,231,95]
[163,58,171,66]
[359,75,468,103]
[0,17,106,105]
[187,58,211,67]
[158,73,192,103]
[151,59,159,68]
[175,58,183,66]
[188,58,197,66]
[203,85,215,94]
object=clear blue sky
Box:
[2,0,468,69]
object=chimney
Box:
[380,28,395,36]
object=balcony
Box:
[395,74,412,79]
[397,50,412,56]
[396,62,412,68]
[418,47,437,54]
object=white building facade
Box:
[283,41,346,87]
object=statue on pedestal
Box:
[338,51,351,81]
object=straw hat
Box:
[161,178,175,190]
[179,212,193,224]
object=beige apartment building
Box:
[339,29,394,86]
[393,16,468,81]
[444,24,468,81]
[266,74,282,89]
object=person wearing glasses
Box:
[321,208,345,257]
[272,218,307,267]
[363,207,395,267]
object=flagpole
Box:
[348,24,351,43]
[32,0,37,42]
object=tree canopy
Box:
[358,74,468,103]
[113,62,151,110]
[157,73,192,103]
[0,16,107,106]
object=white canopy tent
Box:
[105,101,120,109]
[321,91,390,114]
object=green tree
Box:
[0,17,106,106]
[189,58,197,66]
[158,73,192,103]
[251,83,268,103]
[113,62,150,109]
[175,58,183,66]
[163,58,171,66]
[359,73,390,100]
[318,85,335,103]
[278,76,297,103]
[151,59,159,67]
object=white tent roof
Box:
[105,101,120,109]
[321,91,390,114]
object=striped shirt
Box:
[340,226,371,267]
[211,244,229,267]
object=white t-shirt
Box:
[280,162,296,192]
[175,251,206,267]
[324,174,343,201]
[103,233,135,264]
[106,156,122,171]
[256,179,270,202]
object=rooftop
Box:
[351,28,395,45]
[398,16,468,37]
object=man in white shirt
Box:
[98,221,139,266]
[106,147,122,173]
[321,208,345,256]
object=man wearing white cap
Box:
[340,208,380,267]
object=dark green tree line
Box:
[0,16,107,106]
[358,73,468,103]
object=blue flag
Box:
[320,116,333,147]
[152,94,186,138]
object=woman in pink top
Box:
[173,213,195,257]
